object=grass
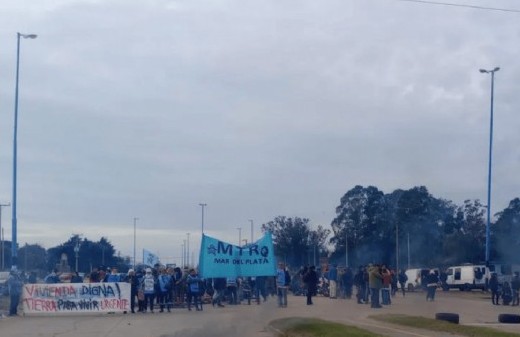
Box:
[270,317,383,337]
[370,314,520,337]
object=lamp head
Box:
[479,69,488,73]
[20,33,38,39]
[493,67,500,72]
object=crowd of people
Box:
[6,262,519,316]
[36,265,280,314]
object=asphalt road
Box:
[1,290,519,337]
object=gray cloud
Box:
[0,0,518,262]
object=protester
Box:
[7,267,23,316]
[426,270,439,301]
[158,268,173,312]
[127,269,138,313]
[354,266,366,304]
[44,268,60,284]
[276,262,290,308]
[511,272,520,306]
[489,273,500,305]
[70,271,83,283]
[327,264,338,299]
[140,268,157,313]
[398,269,408,297]
[303,265,319,305]
[212,277,226,307]
[186,269,203,311]
[255,276,267,304]
[226,277,238,305]
[106,268,121,282]
[368,264,383,308]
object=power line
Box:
[395,0,520,13]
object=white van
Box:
[404,268,438,291]
[445,264,490,291]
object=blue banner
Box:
[198,232,277,278]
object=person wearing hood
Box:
[140,268,157,313]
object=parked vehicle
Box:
[404,268,439,291]
[445,264,490,291]
[488,263,520,284]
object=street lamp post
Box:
[479,66,500,264]
[249,219,254,243]
[199,203,207,234]
[186,233,190,267]
[133,217,138,269]
[74,241,80,272]
[0,203,10,270]
[12,32,37,268]
[237,227,242,246]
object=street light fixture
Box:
[12,32,37,268]
[199,203,207,234]
[479,66,500,264]
[133,217,138,269]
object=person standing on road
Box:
[398,269,407,297]
[7,267,23,316]
[368,264,383,308]
[276,262,290,307]
[303,265,319,305]
[327,264,338,299]
[511,272,520,306]
[141,268,157,313]
[127,269,138,313]
[489,273,500,305]
[158,268,173,312]
[426,270,439,301]
[354,266,366,304]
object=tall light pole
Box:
[480,66,500,264]
[133,217,138,269]
[186,233,190,267]
[12,32,37,268]
[199,203,207,234]
[0,203,10,270]
[249,219,254,243]
[237,227,242,246]
[182,240,186,267]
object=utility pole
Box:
[249,219,254,243]
[133,217,138,269]
[0,203,10,270]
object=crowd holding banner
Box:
[6,232,278,316]
[22,282,131,314]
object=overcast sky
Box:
[0,0,518,265]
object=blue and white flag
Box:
[143,249,160,266]
[198,232,276,278]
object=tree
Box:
[330,185,393,266]
[261,216,329,268]
[18,243,47,273]
[493,198,520,263]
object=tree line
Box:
[262,185,520,269]
[2,184,519,273]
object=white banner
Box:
[23,282,131,314]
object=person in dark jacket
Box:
[212,277,226,307]
[511,272,520,306]
[127,269,139,313]
[489,273,500,305]
[303,266,319,305]
[354,266,366,304]
[425,270,439,301]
